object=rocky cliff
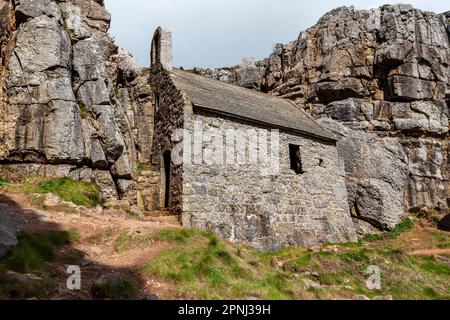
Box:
[197,4,450,232]
[0,0,154,201]
[1,2,448,235]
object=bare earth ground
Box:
[1,191,182,299]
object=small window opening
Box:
[289,144,304,174]
[319,159,325,167]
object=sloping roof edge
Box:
[192,103,337,142]
[169,68,336,142]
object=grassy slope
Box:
[142,219,450,300]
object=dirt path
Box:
[1,191,181,299]
[408,249,450,256]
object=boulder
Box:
[93,170,118,200]
[91,273,124,298]
[319,118,409,230]
[0,197,23,260]
[235,58,262,90]
[438,214,450,232]
[14,0,61,24]
[72,0,111,32]
[117,49,142,83]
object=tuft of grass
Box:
[318,273,339,286]
[87,228,114,245]
[0,177,7,187]
[152,228,199,244]
[114,230,155,252]
[423,287,440,299]
[4,231,80,273]
[419,260,450,276]
[136,162,154,175]
[337,250,370,263]
[387,218,414,239]
[78,103,90,119]
[361,234,384,242]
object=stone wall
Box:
[149,64,190,214]
[181,112,357,251]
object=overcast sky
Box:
[105,0,449,69]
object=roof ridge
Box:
[172,68,292,101]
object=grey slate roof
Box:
[170,69,336,141]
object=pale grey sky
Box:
[105,0,449,68]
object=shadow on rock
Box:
[438,213,450,232]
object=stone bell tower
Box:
[150,26,172,70]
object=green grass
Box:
[3,230,80,273]
[337,250,370,263]
[143,217,450,300]
[36,177,103,207]
[87,228,114,244]
[152,228,199,244]
[0,269,56,299]
[0,177,7,187]
[114,230,157,252]
[7,177,104,208]
[361,234,384,242]
[143,230,286,299]
[387,218,414,239]
[136,162,154,175]
[419,259,450,276]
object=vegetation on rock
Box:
[5,177,104,208]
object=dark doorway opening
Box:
[289,144,304,175]
[163,150,171,208]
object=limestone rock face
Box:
[0,0,154,201]
[319,118,409,229]
[202,4,449,231]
